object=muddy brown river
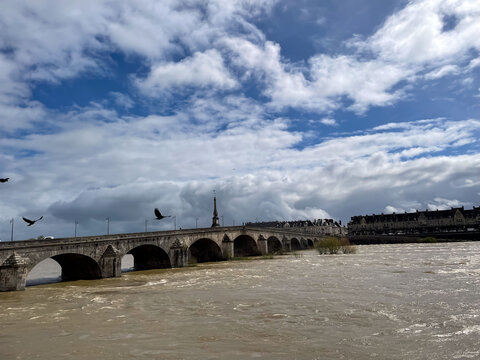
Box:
[1,243,480,359]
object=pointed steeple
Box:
[211,190,220,227]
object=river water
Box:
[1,242,480,360]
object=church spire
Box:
[211,190,220,227]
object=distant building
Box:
[246,219,347,237]
[348,206,480,235]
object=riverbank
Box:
[349,231,480,244]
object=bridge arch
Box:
[307,239,314,248]
[26,257,62,286]
[290,237,301,251]
[128,244,171,270]
[189,238,224,263]
[51,253,102,282]
[267,236,283,254]
[234,234,260,257]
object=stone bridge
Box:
[0,226,318,291]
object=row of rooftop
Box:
[349,206,480,224]
[245,219,343,228]
[245,206,479,237]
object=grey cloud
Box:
[3,149,479,240]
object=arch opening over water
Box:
[189,238,224,264]
[26,258,62,286]
[307,239,314,248]
[234,235,260,257]
[128,245,171,270]
[51,253,102,281]
[121,254,134,272]
[267,236,283,254]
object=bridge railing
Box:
[0,226,239,248]
[0,225,315,251]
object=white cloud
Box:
[222,0,480,113]
[0,1,272,99]
[109,92,135,110]
[1,0,479,119]
[0,101,48,133]
[136,50,238,95]
[0,53,50,132]
[467,57,480,70]
[424,64,460,80]
[309,55,410,113]
[320,118,337,126]
[427,198,466,211]
[0,0,277,78]
[224,37,335,111]
[0,53,28,101]
[384,205,404,214]
[366,0,480,65]
[0,1,111,82]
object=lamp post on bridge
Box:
[173,215,176,230]
[74,220,78,237]
[106,217,110,235]
[10,217,14,242]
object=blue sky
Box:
[0,0,479,240]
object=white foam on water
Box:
[397,323,428,334]
[453,351,480,359]
[90,296,107,303]
[144,279,168,287]
[377,309,400,322]
[454,325,480,335]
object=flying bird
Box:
[154,208,171,220]
[0,178,9,183]
[22,216,43,226]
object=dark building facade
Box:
[348,206,480,235]
[246,219,348,237]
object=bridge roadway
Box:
[0,226,317,291]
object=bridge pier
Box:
[170,239,188,267]
[283,236,291,252]
[0,253,29,292]
[257,235,267,255]
[100,245,122,278]
[222,235,234,259]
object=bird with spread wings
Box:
[22,216,43,226]
[154,208,171,220]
